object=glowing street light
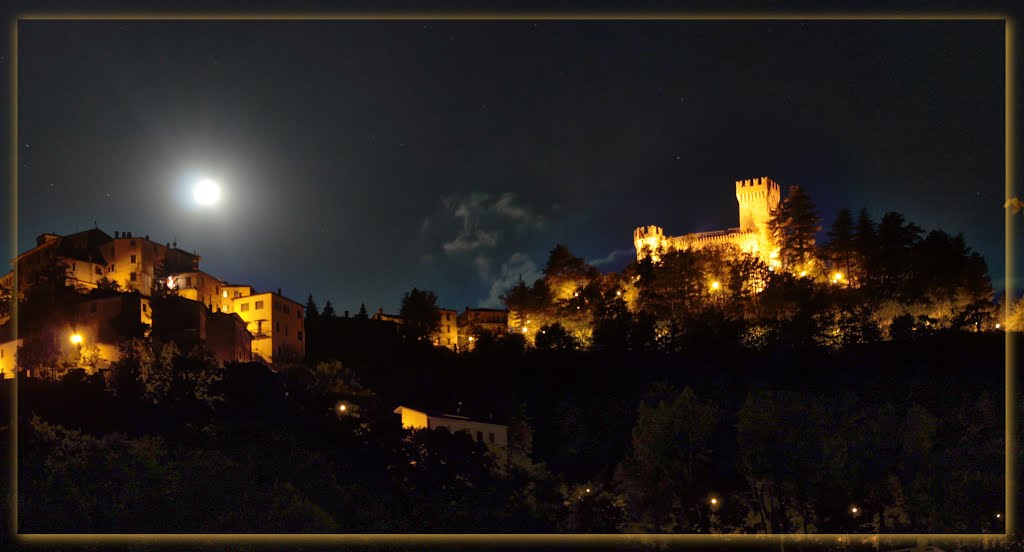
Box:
[710,498,718,505]
[337,403,347,412]
[832,272,844,284]
[799,270,808,277]
[997,513,1003,519]
[710,281,720,291]
[850,506,859,514]
[69,333,83,345]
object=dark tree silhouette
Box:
[767,185,822,273]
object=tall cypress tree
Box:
[305,293,320,322]
[826,208,855,281]
[767,185,822,273]
[852,208,878,286]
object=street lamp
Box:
[710,281,720,291]
[69,333,83,345]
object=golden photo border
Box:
[7,10,1017,547]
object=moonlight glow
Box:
[192,178,222,206]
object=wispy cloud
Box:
[477,252,542,309]
[588,248,634,267]
[439,192,545,256]
[494,192,544,230]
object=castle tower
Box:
[735,177,781,233]
[633,225,667,262]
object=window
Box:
[240,303,249,312]
[275,322,280,332]
[185,277,192,287]
[95,266,102,275]
[255,300,264,310]
[130,272,137,282]
[476,431,483,443]
[285,326,289,337]
[489,432,495,443]
[130,254,136,264]
[72,263,76,271]
[130,239,136,247]
[297,310,301,319]
[298,331,303,341]
[142,304,147,312]
[222,290,227,298]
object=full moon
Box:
[192,178,222,206]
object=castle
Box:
[634,176,782,265]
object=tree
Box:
[767,185,822,273]
[615,386,719,533]
[305,294,320,322]
[825,208,855,281]
[399,288,440,343]
[853,208,878,286]
[356,303,369,320]
[534,322,579,351]
[321,300,337,319]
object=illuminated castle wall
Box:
[634,177,782,264]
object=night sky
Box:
[4,18,1011,313]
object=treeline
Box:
[501,197,1004,353]
[4,328,1010,535]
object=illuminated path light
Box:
[192,178,222,206]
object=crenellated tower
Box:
[633,225,668,262]
[735,176,781,233]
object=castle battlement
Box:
[633,225,665,242]
[635,177,782,264]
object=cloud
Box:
[477,252,542,309]
[588,248,634,267]
[439,192,544,255]
[494,192,544,229]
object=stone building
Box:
[634,176,783,266]
[456,308,509,350]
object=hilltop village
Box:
[2,175,1011,536]
[0,228,514,379]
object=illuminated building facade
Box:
[394,404,509,457]
[0,228,304,377]
[634,176,782,265]
[372,307,460,351]
[456,308,509,350]
[228,288,305,364]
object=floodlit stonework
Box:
[634,177,782,265]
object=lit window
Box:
[240,303,249,312]
[255,300,264,310]
[222,290,227,298]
